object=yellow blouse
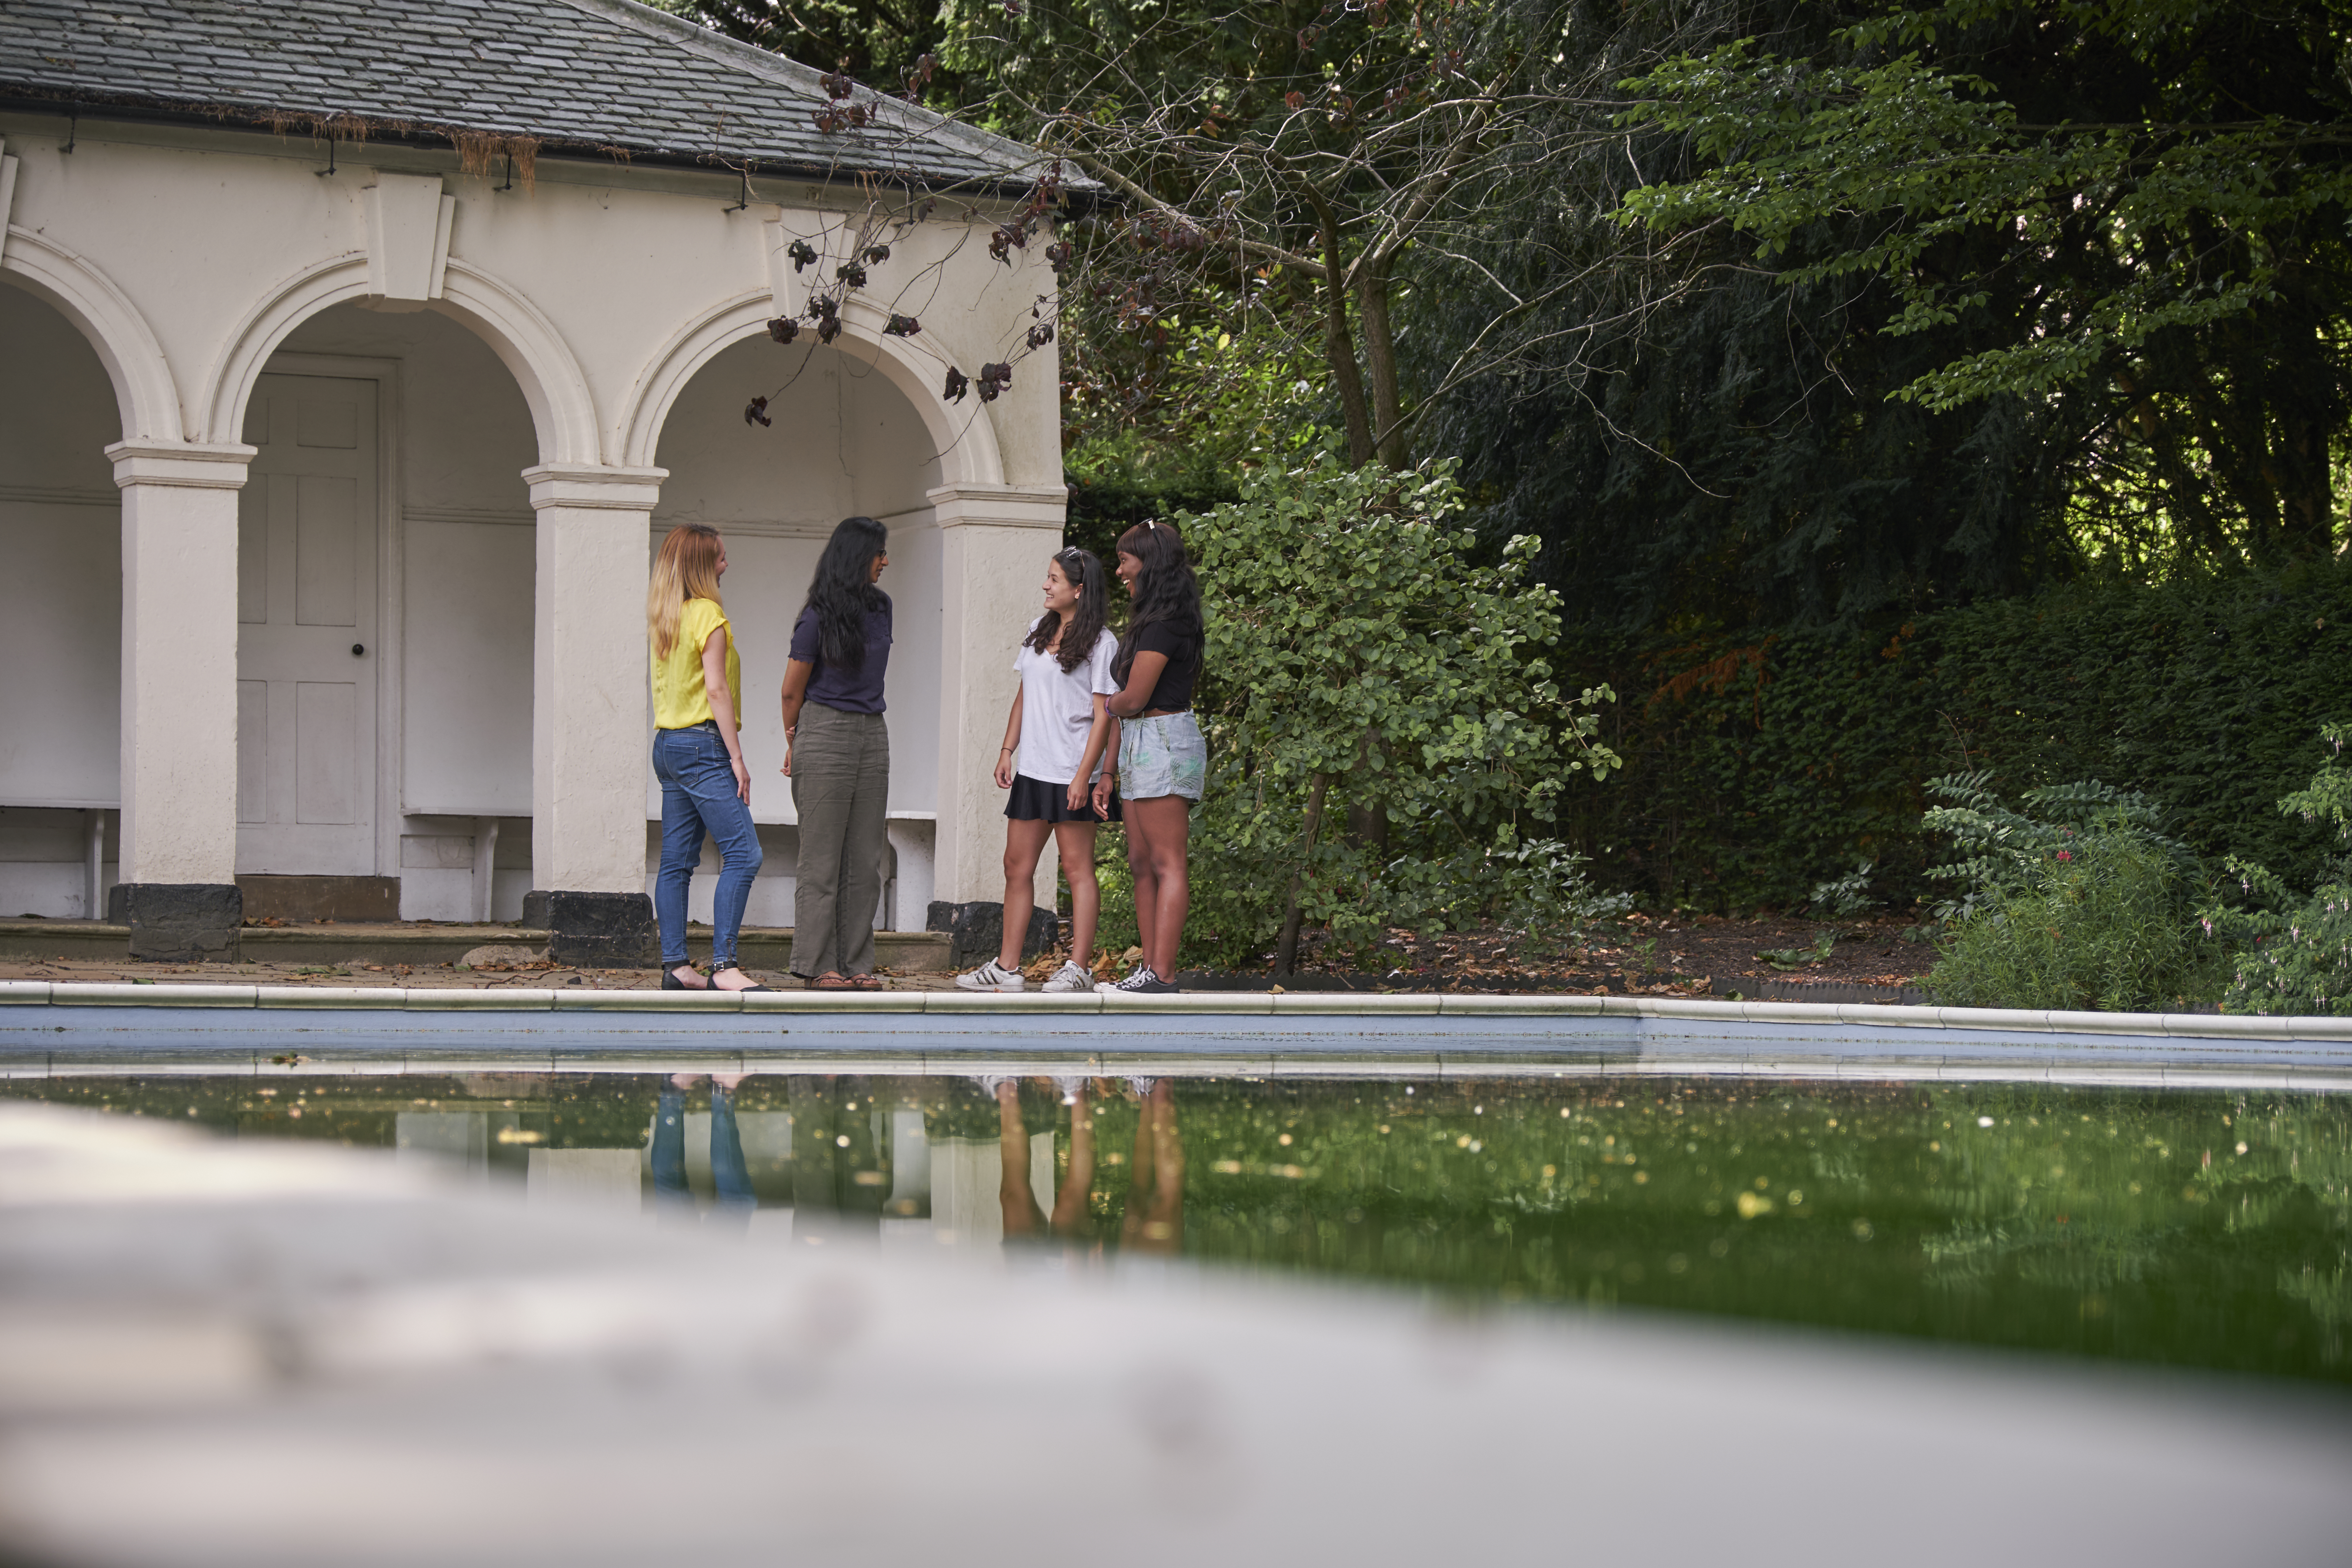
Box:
[651,598,740,729]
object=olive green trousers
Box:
[789,702,890,977]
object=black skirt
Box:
[1006,772,1121,823]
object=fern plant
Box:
[1921,773,2197,924]
[1920,773,2226,1011]
[2202,725,2352,1015]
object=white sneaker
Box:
[955,958,1024,992]
[1040,960,1094,993]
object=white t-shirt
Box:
[1012,617,1120,784]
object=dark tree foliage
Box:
[1415,236,2085,631]
[1396,2,2081,630]
[648,0,963,105]
[1619,0,2352,585]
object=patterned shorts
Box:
[1118,711,1206,802]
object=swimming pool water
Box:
[10,1070,2345,1383]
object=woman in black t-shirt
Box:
[1095,519,1206,994]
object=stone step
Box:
[0,921,950,972]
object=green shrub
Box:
[1182,459,1626,970]
[1926,836,2227,1012]
[1087,829,1140,961]
[2205,725,2352,1015]
[1919,775,2228,1011]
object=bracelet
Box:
[1000,746,1014,754]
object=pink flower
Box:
[2055,850,2073,861]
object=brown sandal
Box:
[848,972,884,990]
[810,971,854,991]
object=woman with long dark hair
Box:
[647,524,767,992]
[955,547,1121,994]
[1098,519,1206,994]
[779,516,892,989]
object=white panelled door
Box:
[236,374,379,875]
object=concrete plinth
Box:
[118,883,241,963]
[929,898,1058,969]
[521,889,657,967]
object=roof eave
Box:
[0,84,1069,202]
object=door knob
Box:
[352,643,366,657]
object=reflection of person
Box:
[1120,1077,1184,1253]
[647,525,767,993]
[785,1073,887,1234]
[779,517,893,991]
[1099,521,1207,995]
[989,1076,1098,1242]
[649,1072,754,1230]
[958,549,1121,995]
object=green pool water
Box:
[12,1071,2347,1384]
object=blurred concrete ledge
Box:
[0,1102,2347,1568]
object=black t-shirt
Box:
[1125,617,1202,713]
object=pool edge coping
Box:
[0,978,2343,1043]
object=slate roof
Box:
[0,0,1067,194]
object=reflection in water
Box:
[1123,1078,1183,1256]
[983,1077,1183,1256]
[12,1071,2349,1382]
[650,1074,754,1230]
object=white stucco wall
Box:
[0,287,122,813]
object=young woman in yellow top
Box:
[647,523,767,992]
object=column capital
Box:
[523,463,668,513]
[105,442,256,490]
[925,483,1068,530]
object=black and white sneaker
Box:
[1096,965,1178,995]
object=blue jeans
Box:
[652,724,763,968]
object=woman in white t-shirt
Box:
[955,547,1121,993]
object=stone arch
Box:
[0,227,182,442]
[617,288,1004,481]
[198,254,598,463]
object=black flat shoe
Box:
[661,967,709,991]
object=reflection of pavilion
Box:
[0,0,1072,960]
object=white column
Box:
[929,483,1069,905]
[107,442,252,955]
[522,464,665,958]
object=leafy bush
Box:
[2205,726,2352,1016]
[1920,774,2228,1012]
[1086,830,1139,962]
[1182,460,1626,970]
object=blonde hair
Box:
[648,524,725,659]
